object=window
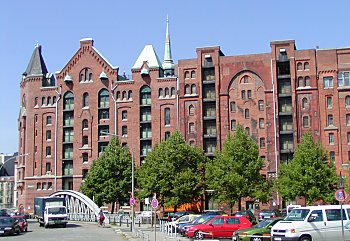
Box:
[82,153,88,163]
[338,72,350,87]
[98,126,109,137]
[346,96,350,107]
[83,93,89,107]
[46,162,51,173]
[329,133,335,145]
[165,88,169,97]
[79,67,93,82]
[140,86,151,105]
[304,76,311,87]
[99,89,109,108]
[243,76,249,83]
[140,124,152,139]
[140,108,151,122]
[48,182,52,189]
[165,131,171,140]
[304,62,309,70]
[348,132,350,144]
[258,100,264,111]
[47,97,51,105]
[189,105,195,116]
[231,119,236,130]
[122,126,128,137]
[158,88,163,98]
[297,62,302,71]
[42,182,47,190]
[63,92,74,110]
[63,145,73,159]
[35,97,38,106]
[122,91,127,99]
[82,169,88,179]
[189,140,195,147]
[46,146,51,157]
[46,130,51,140]
[191,70,196,78]
[128,90,132,99]
[82,136,88,146]
[116,91,121,100]
[212,217,224,225]
[303,116,309,128]
[260,138,266,148]
[99,110,109,119]
[244,109,250,119]
[42,97,46,106]
[171,87,176,97]
[302,98,308,109]
[36,182,41,190]
[46,116,52,125]
[185,71,190,79]
[165,108,170,126]
[185,84,190,94]
[327,114,333,126]
[191,84,196,94]
[82,119,88,129]
[245,127,250,135]
[247,90,252,99]
[189,122,195,133]
[330,151,335,165]
[230,101,236,112]
[309,210,323,222]
[63,128,74,142]
[259,118,265,129]
[64,112,74,126]
[241,90,246,100]
[323,77,333,88]
[327,97,332,109]
[325,208,346,221]
[298,77,304,87]
[347,114,350,126]
[122,110,127,120]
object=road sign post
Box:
[151,198,158,241]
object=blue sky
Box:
[1,0,350,153]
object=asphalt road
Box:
[4,219,125,241]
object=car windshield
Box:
[255,219,274,228]
[48,207,66,215]
[285,208,310,221]
[193,215,213,224]
[261,210,275,214]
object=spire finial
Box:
[35,41,39,48]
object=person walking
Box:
[99,209,105,226]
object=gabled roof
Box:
[23,44,48,76]
[132,45,162,70]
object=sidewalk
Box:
[115,223,189,241]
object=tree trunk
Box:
[111,201,115,214]
[238,197,242,211]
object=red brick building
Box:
[17,20,350,212]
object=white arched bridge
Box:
[49,190,101,222]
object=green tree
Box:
[80,137,132,213]
[136,130,206,211]
[275,132,338,205]
[205,125,269,212]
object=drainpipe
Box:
[54,84,62,192]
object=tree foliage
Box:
[205,125,269,211]
[136,130,206,211]
[80,137,132,212]
[275,132,338,205]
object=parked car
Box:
[202,210,226,216]
[258,210,282,222]
[179,215,215,236]
[233,210,257,224]
[166,214,200,232]
[0,209,9,217]
[232,217,284,241]
[12,215,28,232]
[0,217,20,235]
[186,215,252,240]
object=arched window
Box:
[189,105,195,115]
[47,97,51,105]
[42,97,46,106]
[297,62,302,71]
[171,87,175,96]
[128,90,132,99]
[298,77,304,87]
[116,91,121,100]
[191,84,196,94]
[52,96,56,104]
[82,119,88,129]
[245,127,250,135]
[302,98,308,109]
[165,88,169,97]
[140,86,151,105]
[304,62,309,70]
[164,108,170,125]
[185,84,190,95]
[303,116,309,128]
[79,67,93,82]
[304,76,311,87]
[243,76,249,83]
[89,73,93,81]
[35,97,38,106]
[346,96,350,107]
[98,89,109,108]
[244,109,250,119]
[158,88,163,98]
[230,101,236,112]
[185,71,190,79]
[189,122,195,133]
[83,93,89,107]
[258,100,264,111]
[241,90,246,99]
[191,71,196,79]
[122,91,126,100]
[63,92,74,110]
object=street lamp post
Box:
[100,131,135,233]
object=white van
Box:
[271,205,350,241]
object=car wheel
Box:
[16,227,20,235]
[251,236,263,241]
[194,231,204,240]
[299,236,311,241]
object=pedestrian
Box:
[99,209,105,226]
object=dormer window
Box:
[79,68,93,82]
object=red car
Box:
[12,216,27,232]
[186,215,252,240]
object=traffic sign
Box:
[129,197,135,206]
[151,198,158,209]
[335,189,347,202]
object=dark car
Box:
[202,210,226,216]
[0,209,9,217]
[258,209,282,222]
[233,210,257,225]
[12,216,28,232]
[0,217,20,235]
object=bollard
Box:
[139,219,141,227]
[127,218,129,227]
[119,217,122,226]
